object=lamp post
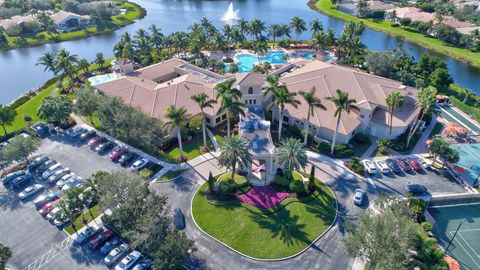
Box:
[444,219,472,255]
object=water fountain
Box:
[221,2,240,22]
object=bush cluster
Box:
[344,157,365,176]
[313,141,354,158]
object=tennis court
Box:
[428,203,480,270]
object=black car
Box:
[119,152,136,166]
[406,184,428,196]
[80,130,96,141]
[173,208,186,230]
[385,158,402,174]
[96,142,115,154]
[31,122,49,138]
[27,155,49,172]
[10,173,33,188]
[2,170,28,186]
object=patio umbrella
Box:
[456,127,468,134]
[436,95,446,100]
[445,126,457,133]
[447,122,458,127]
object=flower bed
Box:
[236,185,291,209]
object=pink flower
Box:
[237,186,290,208]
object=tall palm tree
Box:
[290,16,307,43]
[309,30,327,53]
[279,24,291,41]
[36,52,57,75]
[217,94,245,138]
[56,48,78,84]
[82,178,99,223]
[237,18,250,38]
[149,24,164,51]
[191,93,216,150]
[270,85,300,141]
[164,106,191,161]
[267,24,281,46]
[385,92,404,135]
[218,135,252,180]
[55,200,80,234]
[299,87,326,145]
[264,75,280,126]
[325,89,357,155]
[275,138,308,178]
[406,86,437,146]
[249,18,266,42]
[223,24,235,51]
[310,19,323,35]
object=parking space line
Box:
[22,237,73,270]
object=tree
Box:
[385,92,404,135]
[325,89,357,155]
[308,165,315,192]
[365,51,394,78]
[357,0,370,17]
[343,208,417,269]
[216,80,243,137]
[164,106,191,161]
[94,53,105,69]
[461,88,473,103]
[310,19,323,35]
[309,30,328,52]
[191,93,216,151]
[149,24,164,51]
[37,95,73,125]
[207,171,215,195]
[429,138,459,167]
[249,18,266,42]
[82,178,99,222]
[23,114,32,126]
[275,137,307,178]
[36,51,57,75]
[0,104,17,135]
[74,87,99,127]
[218,135,252,180]
[406,86,437,147]
[270,85,300,141]
[0,136,40,163]
[377,138,391,154]
[78,58,90,74]
[267,24,281,46]
[290,16,307,42]
[264,75,280,126]
[299,87,326,145]
[430,68,453,90]
[55,48,78,84]
[0,243,12,270]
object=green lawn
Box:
[369,147,391,158]
[64,205,101,235]
[352,141,372,158]
[159,136,214,163]
[311,0,480,68]
[156,169,188,182]
[192,180,337,259]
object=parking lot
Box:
[1,134,124,270]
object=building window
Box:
[283,116,289,123]
[248,87,253,95]
[253,99,256,104]
[206,118,211,124]
[216,117,221,123]
[222,114,227,120]
[245,100,248,104]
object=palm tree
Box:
[264,75,280,126]
[275,138,308,178]
[309,30,327,53]
[267,24,281,46]
[270,85,300,141]
[36,52,57,75]
[290,16,307,43]
[56,200,80,234]
[237,18,250,38]
[310,19,323,35]
[78,58,90,74]
[406,86,437,146]
[149,24,164,51]
[279,24,291,41]
[216,80,243,137]
[385,92,404,135]
[164,106,191,161]
[191,93,216,150]
[299,87,326,145]
[223,24,235,51]
[249,18,266,42]
[56,48,78,84]
[325,89,357,155]
[218,135,252,180]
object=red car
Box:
[395,158,411,172]
[405,158,422,171]
[89,228,113,249]
[39,198,61,216]
[88,136,105,147]
[109,147,128,161]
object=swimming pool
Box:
[88,73,117,86]
[235,51,287,72]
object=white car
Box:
[42,163,62,179]
[18,184,44,200]
[47,207,60,220]
[353,189,365,205]
[53,217,70,227]
[130,158,149,172]
[420,158,432,169]
[104,243,130,266]
[362,160,377,175]
[375,160,391,174]
[66,127,87,137]
[61,177,84,192]
[56,173,75,188]
[47,168,70,184]
[115,250,142,270]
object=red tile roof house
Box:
[96,58,420,144]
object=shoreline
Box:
[307,0,480,70]
[0,1,146,52]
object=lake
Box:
[0,0,479,104]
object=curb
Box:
[153,169,190,184]
[189,181,339,261]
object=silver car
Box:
[56,173,75,188]
[115,250,142,270]
[42,163,62,179]
[353,189,365,205]
[48,168,70,184]
[18,184,44,200]
[104,243,129,266]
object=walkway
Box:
[411,116,438,155]
[361,137,378,159]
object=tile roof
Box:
[0,14,37,29]
[51,10,91,25]
[236,72,265,86]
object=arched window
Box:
[248,87,253,95]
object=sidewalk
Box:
[411,117,437,155]
[361,138,378,159]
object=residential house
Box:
[50,10,93,32]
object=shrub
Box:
[345,157,365,176]
[313,141,354,158]
[421,221,433,232]
[399,18,412,26]
[9,95,31,109]
[289,180,305,194]
[223,57,234,63]
[352,132,370,144]
[410,198,427,222]
[274,175,291,187]
[286,124,302,138]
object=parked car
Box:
[110,147,128,161]
[56,173,75,188]
[419,158,432,169]
[33,192,59,208]
[115,250,142,270]
[104,243,130,266]
[385,159,402,174]
[10,173,33,188]
[374,160,390,174]
[362,160,377,175]
[132,258,152,270]
[27,155,49,172]
[42,163,63,179]
[396,158,411,172]
[80,130,96,141]
[66,127,87,138]
[62,177,84,192]
[100,238,122,255]
[119,153,136,166]
[353,189,365,205]
[89,228,114,249]
[54,217,71,227]
[406,184,428,196]
[88,136,106,148]
[74,226,100,244]
[2,170,27,186]
[405,158,422,171]
[47,168,71,184]
[18,184,44,200]
[39,199,61,216]
[31,122,49,137]
[95,141,115,153]
[37,160,56,174]
[130,158,149,172]
[47,207,60,220]
[173,208,186,230]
